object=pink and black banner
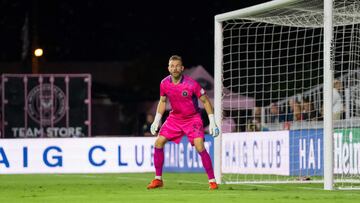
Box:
[1,74,91,138]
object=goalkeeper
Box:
[147,55,219,190]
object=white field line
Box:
[54,174,207,185]
[53,174,326,190]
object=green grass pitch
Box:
[0,173,359,203]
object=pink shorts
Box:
[159,114,204,145]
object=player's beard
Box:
[171,72,182,80]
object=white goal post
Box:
[214,0,360,190]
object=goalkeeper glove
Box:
[150,113,162,135]
[208,114,219,137]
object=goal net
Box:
[214,0,360,190]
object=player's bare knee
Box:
[195,146,205,153]
[194,143,205,152]
[154,140,165,148]
[155,136,167,148]
[193,138,205,152]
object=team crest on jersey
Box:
[182,90,188,97]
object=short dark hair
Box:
[169,55,182,63]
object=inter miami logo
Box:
[182,90,188,97]
[27,84,66,125]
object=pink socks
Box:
[154,147,164,177]
[199,149,215,180]
[154,147,215,180]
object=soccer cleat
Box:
[147,179,163,189]
[209,182,218,190]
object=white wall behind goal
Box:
[222,131,290,175]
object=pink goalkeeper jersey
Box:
[160,75,206,119]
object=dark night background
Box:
[0,0,269,135]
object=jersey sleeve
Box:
[160,81,166,97]
[194,81,206,98]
